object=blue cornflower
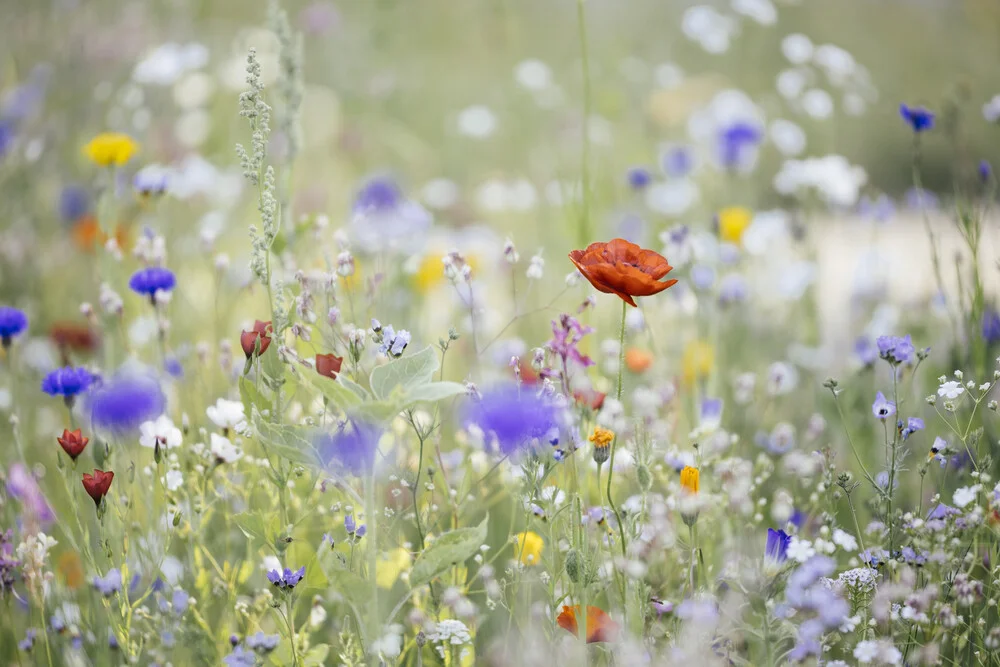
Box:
[128,267,176,299]
[0,306,28,345]
[899,103,935,132]
[982,309,1000,344]
[246,631,280,653]
[93,568,123,597]
[979,160,992,183]
[463,384,559,456]
[351,175,432,253]
[41,366,94,398]
[223,646,257,667]
[717,121,763,170]
[660,144,694,177]
[58,185,90,222]
[765,528,790,567]
[317,421,382,476]
[872,391,895,420]
[876,334,914,365]
[86,367,166,434]
[626,166,652,190]
[171,589,190,614]
[266,566,305,591]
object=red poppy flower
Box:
[556,605,619,643]
[50,322,98,353]
[573,388,606,411]
[316,353,344,379]
[81,469,114,506]
[57,429,89,461]
[568,239,677,307]
[240,320,273,359]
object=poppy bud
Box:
[82,469,114,507]
[565,549,581,583]
[57,429,89,461]
[315,353,344,380]
[636,464,652,491]
[240,320,273,359]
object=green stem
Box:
[365,469,379,665]
[575,0,592,247]
[604,301,629,607]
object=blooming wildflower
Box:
[546,314,594,368]
[266,566,305,590]
[556,605,619,643]
[41,367,94,399]
[315,353,344,379]
[93,568,122,597]
[953,484,980,508]
[514,531,543,566]
[240,320,273,359]
[871,391,895,420]
[246,631,280,653]
[82,132,138,166]
[376,325,411,357]
[206,398,246,431]
[128,267,176,301]
[223,646,257,667]
[899,103,934,132]
[831,528,858,552]
[317,421,381,475]
[660,144,693,177]
[87,368,165,434]
[0,306,29,347]
[876,334,914,364]
[786,537,815,563]
[937,380,964,400]
[82,469,114,507]
[6,463,55,524]
[57,429,89,461]
[350,175,432,253]
[650,597,673,615]
[681,340,714,384]
[717,206,752,245]
[718,273,748,304]
[589,426,613,464]
[899,416,924,440]
[568,238,678,307]
[463,384,558,456]
[18,629,37,652]
[679,466,699,494]
[133,166,169,197]
[626,166,652,190]
[764,528,790,566]
[210,433,243,464]
[164,470,184,492]
[689,264,715,290]
[624,348,653,373]
[979,160,992,183]
[139,415,182,457]
[717,121,763,170]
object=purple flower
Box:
[689,264,716,291]
[900,416,924,440]
[979,160,992,183]
[905,187,939,210]
[983,309,1000,344]
[876,334,914,364]
[547,314,594,369]
[650,597,674,615]
[857,194,895,223]
[660,144,694,177]
[223,646,257,667]
[93,568,123,597]
[128,267,176,299]
[351,175,431,254]
[86,367,166,434]
[0,306,28,345]
[854,337,877,367]
[718,273,748,305]
[6,463,55,525]
[700,398,723,426]
[266,566,305,591]
[317,421,381,476]
[1,529,20,595]
[246,631,280,653]
[717,121,763,170]
[17,629,37,652]
[927,503,958,520]
[58,185,90,222]
[464,384,559,456]
[376,325,411,357]
[899,103,935,132]
[765,528,790,566]
[626,166,652,190]
[41,367,94,398]
[872,391,896,420]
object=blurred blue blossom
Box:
[129,267,176,299]
[717,121,763,170]
[626,166,652,190]
[464,384,559,456]
[899,103,934,132]
[660,144,693,177]
[86,367,166,434]
[93,568,123,597]
[41,366,94,398]
[350,175,432,253]
[317,421,382,476]
[0,306,28,344]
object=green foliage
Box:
[409,515,489,589]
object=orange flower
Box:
[680,466,700,494]
[625,348,653,373]
[57,550,84,590]
[71,215,130,252]
[568,238,677,307]
[556,605,619,643]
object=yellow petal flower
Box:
[681,340,714,385]
[376,547,412,589]
[680,466,700,494]
[515,530,543,566]
[718,206,753,245]
[83,132,139,167]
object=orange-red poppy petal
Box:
[556,605,619,643]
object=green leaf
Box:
[253,412,320,468]
[299,372,363,411]
[369,345,439,400]
[400,381,466,409]
[233,513,266,545]
[409,515,488,589]
[316,545,371,615]
[352,399,406,424]
[339,377,370,400]
[239,377,267,422]
[304,644,330,666]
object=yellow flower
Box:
[718,206,753,245]
[515,531,544,566]
[681,340,714,384]
[412,252,479,294]
[376,547,412,589]
[589,426,614,447]
[83,132,139,167]
[680,466,700,494]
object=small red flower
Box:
[240,320,273,359]
[315,353,344,379]
[556,605,619,643]
[57,429,89,461]
[568,239,678,307]
[573,388,606,411]
[50,322,98,353]
[81,469,114,506]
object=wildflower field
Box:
[4,0,1000,665]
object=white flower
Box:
[953,484,981,508]
[681,5,737,54]
[839,614,860,632]
[209,433,242,464]
[983,94,1000,123]
[429,619,472,645]
[938,381,965,400]
[731,0,776,25]
[164,470,184,492]
[772,155,867,207]
[513,59,552,91]
[769,119,806,156]
[786,537,815,563]
[456,105,497,139]
[139,416,182,450]
[832,528,858,552]
[781,33,813,64]
[802,89,834,119]
[206,398,246,431]
[853,640,878,663]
